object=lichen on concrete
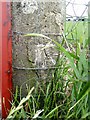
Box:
[21,0,38,14]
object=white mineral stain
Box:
[35,44,56,68]
[35,44,45,68]
[21,0,38,14]
[55,13,62,26]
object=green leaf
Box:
[21,108,27,118]
[69,52,79,60]
[79,50,88,72]
[53,40,81,79]
[45,104,63,118]
[68,81,90,112]
[78,81,90,100]
[7,87,34,118]
[82,112,90,119]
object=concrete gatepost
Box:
[12,0,65,96]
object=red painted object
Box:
[0,1,2,118]
[1,1,12,118]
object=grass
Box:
[65,20,88,41]
[6,20,90,119]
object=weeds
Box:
[7,33,90,119]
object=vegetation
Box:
[7,34,90,120]
[7,20,90,119]
[66,20,88,40]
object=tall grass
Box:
[7,33,90,119]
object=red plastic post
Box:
[1,1,12,118]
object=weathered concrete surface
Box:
[12,0,65,96]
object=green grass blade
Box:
[53,40,80,79]
[78,81,90,100]
[45,104,63,118]
[82,112,90,119]
[68,81,90,112]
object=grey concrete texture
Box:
[12,0,65,96]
